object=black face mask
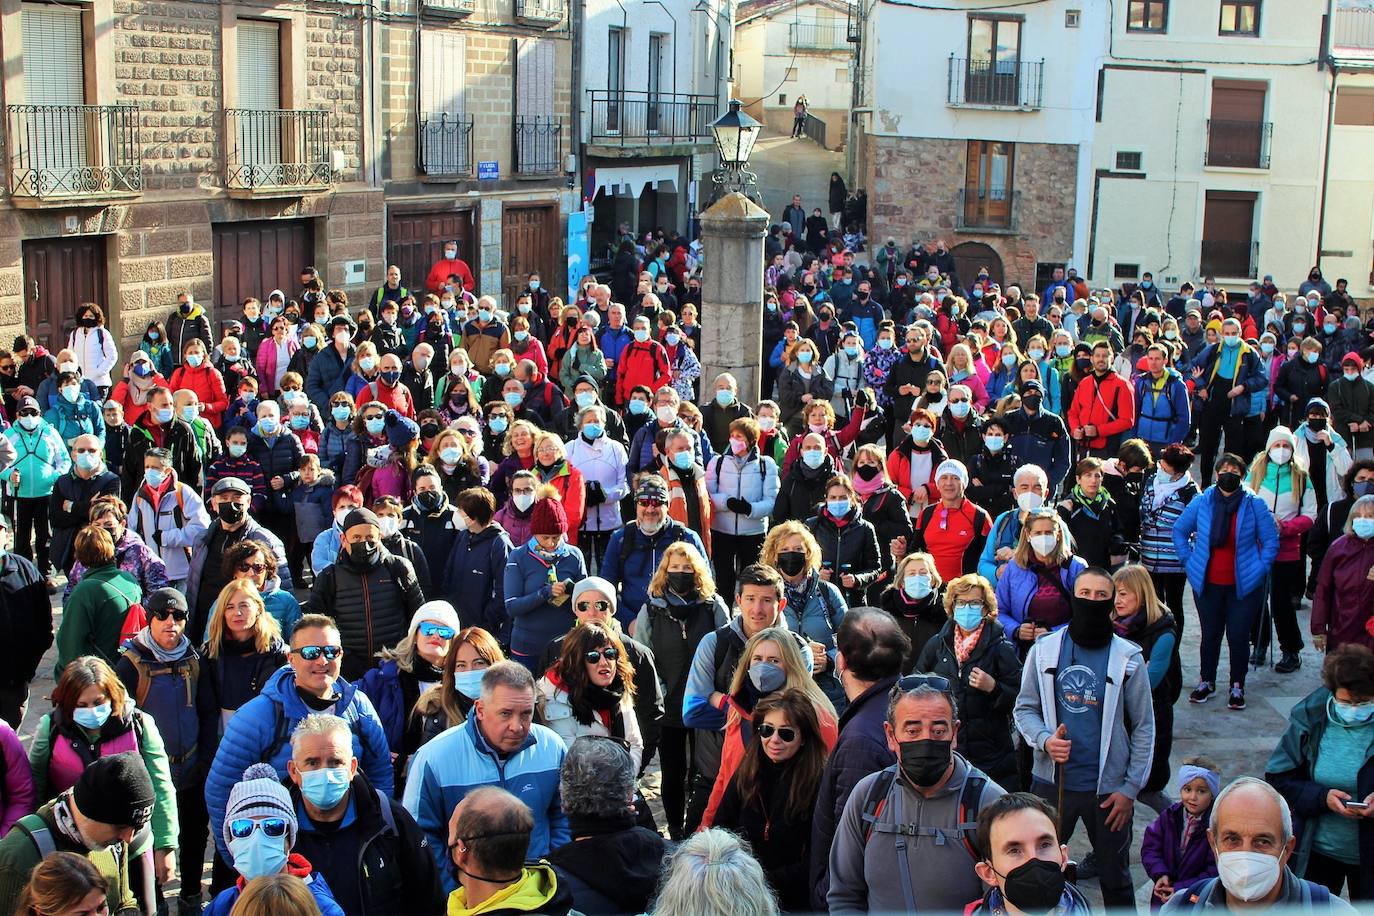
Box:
[218,502,245,525]
[667,571,696,594]
[776,550,808,577]
[857,292,870,302]
[1308,417,1327,431]
[926,391,944,403]
[1216,471,1242,494]
[420,423,440,439]
[349,541,380,567]
[416,490,444,512]
[898,738,952,787]
[1022,394,1043,412]
[1068,595,1115,649]
[855,464,881,482]
[996,858,1067,912]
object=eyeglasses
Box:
[896,673,953,693]
[228,817,288,840]
[576,599,612,615]
[418,622,456,639]
[637,499,666,508]
[757,723,798,742]
[456,428,479,438]
[237,562,269,575]
[151,609,188,622]
[296,645,343,661]
[584,646,620,664]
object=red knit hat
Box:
[529,493,568,536]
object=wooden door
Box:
[1201,192,1256,278]
[387,209,478,296]
[23,236,107,352]
[212,218,314,325]
[501,204,559,307]
[951,241,1003,290]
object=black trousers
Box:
[658,725,694,841]
[1197,402,1245,488]
[711,531,765,605]
[1197,582,1264,688]
[0,683,30,731]
[1305,850,1369,901]
[176,783,209,904]
[1150,571,1189,640]
[579,529,614,577]
[14,495,51,575]
[1257,559,1305,656]
[1034,784,1134,909]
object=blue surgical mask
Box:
[575,392,596,410]
[180,405,197,422]
[1331,696,1374,726]
[155,407,174,424]
[331,405,352,422]
[359,356,377,372]
[582,424,604,440]
[258,418,278,436]
[478,309,493,323]
[877,338,894,350]
[454,668,486,697]
[797,351,814,365]
[844,346,860,359]
[634,329,650,343]
[61,386,79,404]
[439,446,463,464]
[911,426,933,444]
[228,443,247,458]
[304,336,319,349]
[950,401,971,419]
[529,280,541,291]
[671,451,693,470]
[299,765,352,810]
[903,574,932,600]
[228,832,289,881]
[715,389,735,407]
[185,354,204,368]
[1353,517,1374,540]
[1306,352,1320,365]
[503,392,524,408]
[985,435,1005,453]
[73,702,112,730]
[514,330,530,342]
[290,415,310,430]
[494,363,511,377]
[827,499,850,518]
[802,449,825,469]
[488,416,509,434]
[627,400,649,416]
[143,469,166,489]
[1001,353,1018,367]
[1261,341,1275,355]
[365,417,386,436]
[953,603,984,631]
[76,452,101,472]
[1055,344,1072,358]
[666,332,681,346]
[1325,322,1338,334]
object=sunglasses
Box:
[296,645,343,661]
[584,647,620,664]
[637,498,666,508]
[576,599,612,615]
[757,723,798,742]
[456,428,479,437]
[229,817,288,840]
[896,673,953,693]
[418,622,456,639]
[151,608,188,622]
[237,562,269,575]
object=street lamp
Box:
[710,99,760,193]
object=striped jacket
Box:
[1138,476,1200,574]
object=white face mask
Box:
[512,492,535,512]
[1268,447,1292,466]
[378,516,400,538]
[1016,491,1044,513]
[1215,851,1281,902]
[1029,533,1057,556]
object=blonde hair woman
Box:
[778,338,834,434]
[233,873,325,916]
[1248,426,1316,672]
[944,343,991,411]
[203,578,288,729]
[700,626,838,828]
[1112,564,1180,810]
[425,427,483,500]
[881,551,944,667]
[909,572,1021,786]
[760,521,847,703]
[994,508,1087,649]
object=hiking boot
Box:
[1189,681,1216,704]
[1249,646,1265,668]
[1228,684,1246,710]
[1275,652,1302,674]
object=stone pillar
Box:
[698,191,769,404]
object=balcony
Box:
[6,104,142,207]
[587,91,715,152]
[788,22,848,51]
[418,113,474,180]
[947,56,1044,110]
[224,108,331,197]
[1332,6,1374,58]
[515,0,563,26]
[957,188,1020,233]
[1205,119,1272,169]
[1200,240,1259,280]
[515,116,563,176]
[846,1,862,42]
[422,0,474,17]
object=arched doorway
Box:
[951,241,1004,292]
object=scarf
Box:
[126,369,158,405]
[784,571,819,614]
[575,680,626,736]
[1071,484,1110,519]
[954,622,983,665]
[1209,487,1244,549]
[1150,470,1192,510]
[852,470,885,498]
[134,627,190,663]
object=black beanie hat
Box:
[73,752,155,828]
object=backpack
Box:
[264,695,364,765]
[16,813,56,858]
[119,646,200,709]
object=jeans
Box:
[1196,581,1264,687]
[711,531,765,605]
[14,495,51,575]
[1034,783,1135,909]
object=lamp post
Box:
[710,99,761,194]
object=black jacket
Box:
[1056,493,1127,569]
[248,431,304,514]
[883,351,945,421]
[121,416,202,503]
[968,445,1021,519]
[50,468,122,572]
[401,365,435,414]
[913,618,1022,787]
[305,545,426,681]
[0,553,53,688]
[635,593,728,729]
[773,457,836,525]
[859,485,914,602]
[382,532,432,599]
[881,586,947,672]
[804,508,882,606]
[938,414,986,469]
[402,501,462,587]
[289,771,445,916]
[715,757,816,912]
[547,817,669,916]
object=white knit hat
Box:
[409,600,460,636]
[224,763,297,851]
[935,458,969,488]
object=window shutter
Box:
[421,30,467,116]
[22,4,84,107]
[238,20,282,111]
[516,38,554,118]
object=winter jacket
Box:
[1133,370,1191,447]
[883,350,945,422]
[1328,374,1374,454]
[50,468,121,571]
[204,853,345,916]
[1254,471,1316,562]
[1067,370,1136,452]
[66,325,118,387]
[1002,407,1072,489]
[1013,628,1156,797]
[206,665,393,858]
[1293,426,1353,504]
[113,640,212,791]
[1057,491,1127,569]
[128,481,211,582]
[534,460,585,546]
[565,435,629,533]
[778,366,836,433]
[1275,358,1330,428]
[183,519,291,630]
[914,620,1022,787]
[966,444,1020,520]
[306,342,357,412]
[781,572,848,703]
[254,336,298,390]
[54,564,141,673]
[1312,532,1374,652]
[714,756,818,912]
[806,509,882,606]
[502,541,587,657]
[601,521,705,628]
[304,544,425,681]
[292,472,337,544]
[625,419,706,476]
[886,436,949,504]
[0,722,31,835]
[614,339,672,405]
[535,675,643,773]
[247,429,304,513]
[402,709,569,894]
[705,449,780,538]
[634,592,730,729]
[0,552,51,693]
[994,557,1088,643]
[440,522,512,641]
[1139,476,1200,574]
[1172,485,1280,599]
[547,821,668,916]
[43,393,103,447]
[773,454,837,525]
[121,415,202,503]
[1190,342,1270,420]
[1141,802,1218,904]
[3,421,69,498]
[0,800,136,916]
[1159,868,1355,913]
[167,362,230,429]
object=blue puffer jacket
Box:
[205,665,393,859]
[1188,342,1269,419]
[402,708,569,894]
[600,521,706,628]
[503,541,587,657]
[318,422,352,478]
[1172,485,1280,599]
[356,660,408,751]
[845,297,885,350]
[248,429,303,513]
[1133,370,1191,446]
[978,509,1025,582]
[443,523,514,642]
[205,860,344,916]
[43,395,104,447]
[994,555,1088,641]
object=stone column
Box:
[698,191,769,404]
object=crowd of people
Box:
[0,227,1368,916]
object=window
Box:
[22,4,86,175]
[1208,80,1268,168]
[1219,1,1260,36]
[835,67,848,83]
[966,17,1022,106]
[606,27,624,131]
[1065,9,1080,28]
[1116,151,1143,170]
[1127,0,1167,31]
[1114,263,1141,280]
[1335,88,1374,126]
[778,93,787,105]
[1200,191,1258,278]
[235,20,282,171]
[962,140,1015,229]
[785,67,797,81]
[647,34,665,131]
[419,30,468,173]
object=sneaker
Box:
[1275,652,1302,674]
[1075,851,1099,881]
[1228,684,1246,710]
[1189,681,1216,704]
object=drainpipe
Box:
[570,0,584,197]
[1316,62,1338,272]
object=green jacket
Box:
[0,800,137,915]
[53,565,142,675]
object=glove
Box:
[585,481,605,506]
[727,497,752,516]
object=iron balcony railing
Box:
[418,113,474,178]
[515,116,562,175]
[1200,240,1260,280]
[423,0,474,14]
[1333,7,1374,52]
[6,104,142,201]
[224,108,331,191]
[587,90,715,145]
[947,56,1044,109]
[789,22,848,50]
[846,2,862,41]
[957,187,1020,232]
[515,0,564,24]
[802,111,827,148]
[1205,119,1272,169]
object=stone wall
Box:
[864,134,1077,286]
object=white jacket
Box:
[822,349,865,415]
[1292,424,1353,502]
[67,326,118,387]
[565,435,629,533]
[705,449,780,537]
[535,676,643,774]
[127,482,211,581]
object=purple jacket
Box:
[0,719,34,834]
[65,529,170,600]
[1140,803,1217,908]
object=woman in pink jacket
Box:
[0,718,34,834]
[254,315,299,395]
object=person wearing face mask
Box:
[425,240,476,295]
[248,400,305,541]
[1311,494,1374,655]
[369,495,432,596]
[434,489,512,645]
[1247,427,1317,674]
[1133,343,1192,456]
[1173,453,1279,709]
[828,676,1006,913]
[109,350,170,429]
[1274,337,1329,431]
[42,368,103,448]
[1004,379,1071,492]
[1136,443,1201,639]
[305,315,358,413]
[127,448,211,591]
[886,405,949,514]
[65,303,118,396]
[1011,566,1155,909]
[967,417,1021,520]
[1055,456,1127,570]
[1161,778,1357,913]
[207,427,269,513]
[500,494,587,670]
[5,396,69,589]
[771,430,835,525]
[1328,352,1374,459]
[1190,317,1269,485]
[49,433,120,576]
[185,477,293,637]
[877,552,944,668]
[563,405,628,572]
[397,464,460,573]
[910,458,993,584]
[413,626,503,749]
[993,508,1088,656]
[967,792,1092,915]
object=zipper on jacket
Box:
[363,576,374,659]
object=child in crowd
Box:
[205,426,267,512]
[139,320,174,378]
[101,400,128,472]
[173,388,221,488]
[291,453,334,585]
[1141,756,1221,909]
[223,377,260,434]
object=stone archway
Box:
[951,241,1004,291]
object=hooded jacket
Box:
[184,519,291,632]
[43,392,103,446]
[204,853,346,916]
[4,419,69,498]
[634,592,730,729]
[1133,369,1192,446]
[305,542,426,681]
[443,523,514,640]
[248,427,304,513]
[547,819,667,916]
[1172,485,1280,599]
[600,521,705,629]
